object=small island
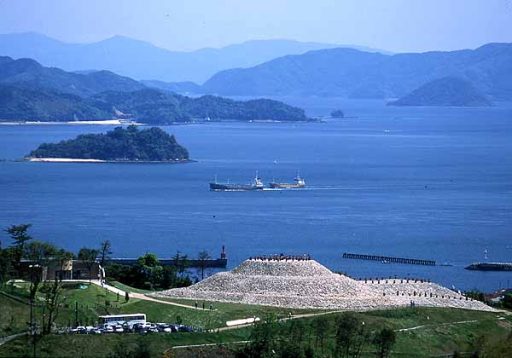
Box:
[388,77,492,107]
[27,125,189,162]
[330,109,345,118]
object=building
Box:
[19,259,103,281]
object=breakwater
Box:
[343,252,436,266]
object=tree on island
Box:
[330,109,345,118]
[29,125,189,162]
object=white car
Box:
[113,325,124,333]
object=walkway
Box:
[0,332,27,347]
[64,280,202,310]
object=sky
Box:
[0,0,511,52]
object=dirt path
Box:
[396,319,479,332]
[66,280,202,310]
[0,332,27,347]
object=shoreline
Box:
[0,119,142,126]
[0,118,317,126]
[26,157,194,164]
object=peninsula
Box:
[388,77,493,107]
[27,125,189,162]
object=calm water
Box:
[1,98,511,291]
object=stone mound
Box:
[231,259,333,277]
[154,259,494,312]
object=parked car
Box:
[113,325,124,333]
[157,324,172,333]
[177,325,194,333]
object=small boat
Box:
[269,173,306,189]
[209,172,264,191]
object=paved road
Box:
[0,332,27,347]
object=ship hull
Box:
[269,183,305,189]
[209,183,263,191]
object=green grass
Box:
[2,282,511,357]
[0,293,31,336]
[147,296,320,328]
[1,307,510,357]
[105,280,153,294]
[0,329,252,358]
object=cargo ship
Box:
[269,173,306,189]
[209,173,264,191]
[465,262,512,271]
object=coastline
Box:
[26,157,194,164]
[0,119,142,126]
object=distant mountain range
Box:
[0,56,307,123]
[388,77,492,107]
[0,32,388,83]
[202,43,512,100]
[0,56,144,97]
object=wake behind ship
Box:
[209,173,264,191]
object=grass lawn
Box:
[1,307,510,357]
[2,282,511,357]
[105,280,153,294]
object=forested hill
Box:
[28,126,189,162]
[202,43,512,100]
[388,77,493,107]
[89,89,308,124]
[0,55,309,123]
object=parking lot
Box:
[63,322,197,335]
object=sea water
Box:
[1,98,511,291]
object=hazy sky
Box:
[0,0,511,52]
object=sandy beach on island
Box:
[0,119,142,126]
[28,158,106,163]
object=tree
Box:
[24,240,58,267]
[242,314,281,358]
[373,328,396,358]
[502,293,512,309]
[0,247,13,286]
[78,247,99,281]
[5,224,33,269]
[40,277,64,334]
[98,240,112,266]
[173,251,189,277]
[136,253,163,290]
[197,250,211,280]
[334,313,360,357]
[312,316,331,353]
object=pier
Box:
[110,246,228,269]
[342,252,436,266]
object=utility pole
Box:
[75,301,78,327]
[28,264,39,358]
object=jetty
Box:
[110,247,227,269]
[465,262,512,271]
[343,252,436,266]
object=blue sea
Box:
[1,98,511,292]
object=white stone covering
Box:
[154,259,494,312]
